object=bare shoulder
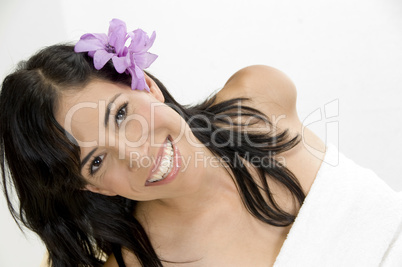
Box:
[216,65,325,198]
[215,65,300,125]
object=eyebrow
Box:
[104,93,122,127]
[80,93,122,170]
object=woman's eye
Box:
[115,103,128,127]
[90,155,105,174]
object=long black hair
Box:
[0,45,304,266]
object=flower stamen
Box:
[105,44,116,54]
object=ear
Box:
[145,73,165,102]
[83,184,117,196]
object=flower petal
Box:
[112,55,131,73]
[127,67,138,90]
[74,33,108,53]
[127,66,149,91]
[108,19,126,34]
[91,33,109,44]
[133,52,158,69]
[134,65,148,91]
[128,30,143,53]
[142,31,156,52]
[93,50,114,70]
[137,77,149,91]
[108,19,128,56]
[128,29,156,54]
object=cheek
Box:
[152,105,186,131]
[129,101,185,137]
[102,169,149,199]
[101,167,130,192]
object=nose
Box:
[126,141,150,171]
[107,133,150,172]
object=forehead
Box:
[55,80,128,142]
[58,80,127,107]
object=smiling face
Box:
[55,74,208,201]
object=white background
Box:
[1,0,401,266]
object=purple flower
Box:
[74,19,157,91]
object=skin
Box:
[55,66,325,266]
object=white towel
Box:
[273,144,402,267]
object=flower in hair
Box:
[74,19,157,91]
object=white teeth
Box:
[148,140,174,183]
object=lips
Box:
[145,136,181,186]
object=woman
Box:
[1,20,401,267]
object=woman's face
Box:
[55,75,207,201]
